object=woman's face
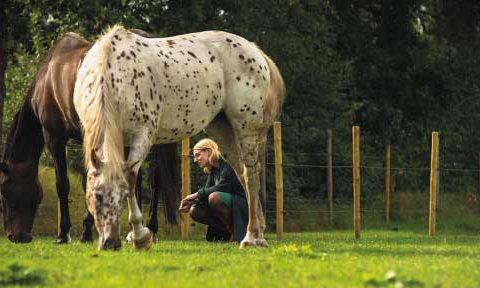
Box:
[193,149,210,168]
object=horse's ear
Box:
[0,162,9,184]
[90,149,102,170]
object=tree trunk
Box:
[0,0,7,154]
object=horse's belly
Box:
[151,126,204,144]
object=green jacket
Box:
[198,159,248,242]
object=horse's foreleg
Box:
[126,141,153,250]
[126,166,146,241]
[127,192,153,250]
[44,133,72,244]
[135,166,143,211]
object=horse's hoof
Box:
[126,231,133,244]
[240,238,268,248]
[55,234,71,244]
[133,229,153,250]
[240,239,255,249]
[80,232,93,243]
[256,238,268,247]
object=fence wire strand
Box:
[11,123,480,234]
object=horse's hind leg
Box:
[235,130,267,248]
[205,115,244,174]
[205,117,267,247]
[43,132,72,244]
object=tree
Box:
[0,0,7,148]
[0,0,29,148]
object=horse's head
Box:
[86,153,130,250]
[0,162,42,243]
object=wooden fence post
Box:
[274,122,284,240]
[352,126,361,240]
[260,138,267,221]
[385,144,391,224]
[326,129,334,226]
[181,137,190,240]
[429,132,439,237]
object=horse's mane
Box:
[3,56,54,162]
[78,25,125,180]
[2,104,41,162]
[3,54,50,162]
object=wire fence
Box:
[3,124,480,236]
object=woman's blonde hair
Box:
[193,138,222,174]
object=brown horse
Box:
[0,31,179,243]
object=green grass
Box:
[2,165,480,286]
[1,231,480,287]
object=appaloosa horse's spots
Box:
[74,26,285,250]
[0,30,180,246]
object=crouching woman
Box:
[179,138,248,242]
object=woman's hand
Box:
[179,192,199,213]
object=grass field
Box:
[2,166,480,287]
[1,230,480,287]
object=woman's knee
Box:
[208,192,231,218]
[189,207,207,223]
[208,192,223,207]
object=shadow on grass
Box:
[0,263,47,286]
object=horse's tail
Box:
[262,52,286,124]
[75,25,125,180]
[150,144,180,225]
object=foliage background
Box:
[2,0,480,231]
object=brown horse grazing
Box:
[0,31,179,244]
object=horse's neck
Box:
[3,99,44,164]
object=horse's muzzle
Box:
[7,231,33,243]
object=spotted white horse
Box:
[73,26,285,250]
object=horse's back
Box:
[34,33,91,137]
